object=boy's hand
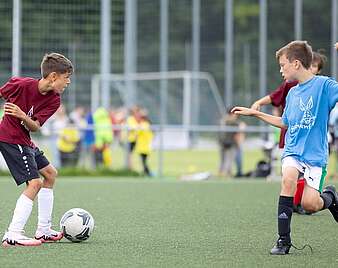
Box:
[231,106,257,116]
[335,42,338,50]
[4,102,26,120]
[251,102,261,111]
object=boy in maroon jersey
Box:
[251,50,326,215]
[0,53,73,246]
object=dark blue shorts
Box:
[0,141,50,185]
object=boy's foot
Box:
[270,237,292,255]
[322,185,338,222]
[2,231,42,247]
[35,229,63,243]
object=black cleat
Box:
[322,185,338,222]
[293,204,306,215]
[270,238,292,255]
[293,204,313,215]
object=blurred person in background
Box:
[234,120,246,177]
[135,108,153,176]
[82,110,96,169]
[69,106,86,131]
[218,109,244,178]
[110,107,126,147]
[126,105,141,170]
[57,118,81,167]
[69,106,86,166]
[93,107,113,167]
[250,49,327,215]
[50,104,69,168]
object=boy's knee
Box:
[301,198,321,212]
[27,179,43,191]
[281,176,297,194]
[49,166,58,178]
[301,201,318,212]
[43,166,58,180]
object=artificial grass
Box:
[0,177,337,267]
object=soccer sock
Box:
[37,188,54,231]
[320,191,334,210]
[8,194,33,234]
[277,196,293,241]
[293,178,305,205]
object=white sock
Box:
[37,188,54,231]
[8,194,33,234]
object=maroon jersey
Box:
[269,80,298,148]
[0,77,60,147]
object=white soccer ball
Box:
[60,208,94,242]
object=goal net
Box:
[91,71,226,148]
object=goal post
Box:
[91,71,226,134]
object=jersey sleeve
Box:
[33,99,60,126]
[326,78,338,110]
[0,77,22,100]
[269,83,286,107]
[281,93,291,127]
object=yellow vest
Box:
[135,121,153,155]
[93,108,113,149]
[127,116,138,142]
[57,127,81,153]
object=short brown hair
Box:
[276,41,313,69]
[312,49,327,72]
[40,53,73,78]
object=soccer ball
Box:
[60,208,94,242]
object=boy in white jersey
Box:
[232,41,338,255]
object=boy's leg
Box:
[0,142,43,246]
[218,147,225,175]
[3,179,43,247]
[293,178,308,214]
[140,154,151,176]
[35,164,63,242]
[8,179,42,232]
[301,185,325,212]
[271,165,298,255]
[301,182,338,222]
[34,148,63,242]
[300,163,338,221]
[224,148,236,177]
[235,146,243,177]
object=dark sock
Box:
[277,196,293,242]
[320,192,334,209]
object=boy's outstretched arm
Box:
[231,106,286,129]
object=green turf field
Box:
[96,147,337,177]
[0,177,338,267]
